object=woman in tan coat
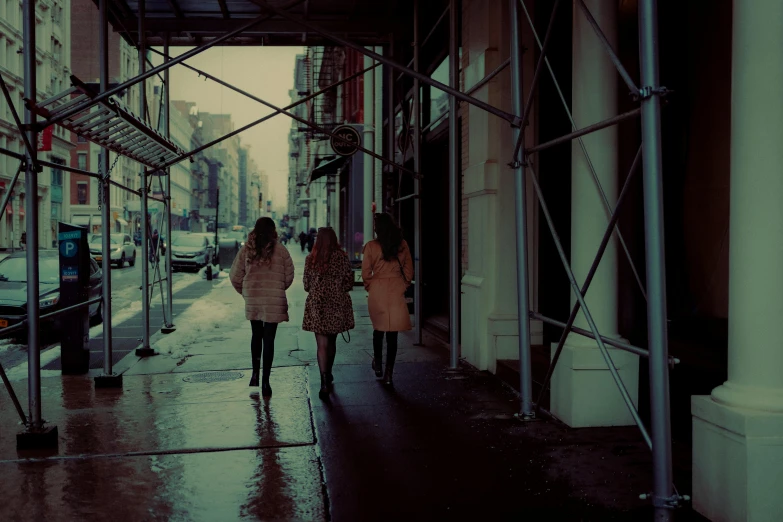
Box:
[362,213,413,386]
[230,217,295,396]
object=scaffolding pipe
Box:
[22,0,42,430]
[387,36,395,203]
[465,58,510,97]
[0,162,24,220]
[0,75,36,166]
[0,362,26,425]
[164,34,174,330]
[396,3,449,82]
[535,146,642,410]
[138,0,152,355]
[531,313,650,359]
[251,0,521,126]
[413,0,423,345]
[509,0,533,416]
[146,55,407,176]
[42,0,306,130]
[515,0,561,159]
[363,47,375,251]
[525,108,642,155]
[99,0,114,377]
[518,0,648,301]
[447,0,460,369]
[576,0,639,95]
[528,163,652,449]
[638,0,675,516]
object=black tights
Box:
[315,334,337,375]
[250,321,278,380]
[373,331,398,370]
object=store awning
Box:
[72,215,91,226]
[116,218,129,227]
[308,156,348,184]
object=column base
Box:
[549,339,639,427]
[94,373,123,388]
[692,395,783,522]
[17,425,58,450]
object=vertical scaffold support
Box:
[413,0,423,346]
[638,0,675,518]
[95,0,122,388]
[136,0,154,357]
[17,0,58,449]
[447,0,460,369]
[509,0,533,416]
[163,33,175,333]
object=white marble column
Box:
[692,1,783,519]
[550,0,639,427]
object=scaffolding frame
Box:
[0,0,681,516]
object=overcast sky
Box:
[153,46,304,213]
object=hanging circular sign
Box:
[330,125,361,157]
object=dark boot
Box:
[383,364,394,387]
[372,331,384,378]
[249,359,260,387]
[318,372,330,400]
[261,370,272,397]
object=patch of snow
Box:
[154,278,234,360]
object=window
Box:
[77,182,87,205]
[77,135,86,143]
[50,158,64,185]
[77,152,87,171]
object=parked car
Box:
[191,233,220,265]
[0,251,103,337]
[89,233,137,268]
[170,233,215,272]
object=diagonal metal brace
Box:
[0,74,38,170]
[535,146,642,411]
[518,0,648,301]
[526,159,652,450]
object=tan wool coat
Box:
[362,239,413,332]
[230,240,295,323]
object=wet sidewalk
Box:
[0,247,705,521]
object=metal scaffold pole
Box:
[22,0,42,431]
[447,0,460,369]
[136,0,153,357]
[163,34,175,332]
[95,0,121,388]
[413,0,423,345]
[637,0,675,518]
[509,0,533,416]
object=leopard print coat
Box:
[302,250,355,335]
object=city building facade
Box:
[0,0,73,250]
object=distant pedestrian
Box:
[302,227,355,400]
[307,228,316,252]
[230,217,295,396]
[20,232,26,251]
[299,231,307,252]
[361,213,413,386]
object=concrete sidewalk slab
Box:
[0,245,709,521]
[0,445,325,522]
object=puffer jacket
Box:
[229,239,295,323]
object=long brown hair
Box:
[307,227,343,272]
[374,213,403,261]
[249,217,277,264]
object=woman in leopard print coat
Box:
[302,227,355,399]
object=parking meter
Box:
[58,222,90,374]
